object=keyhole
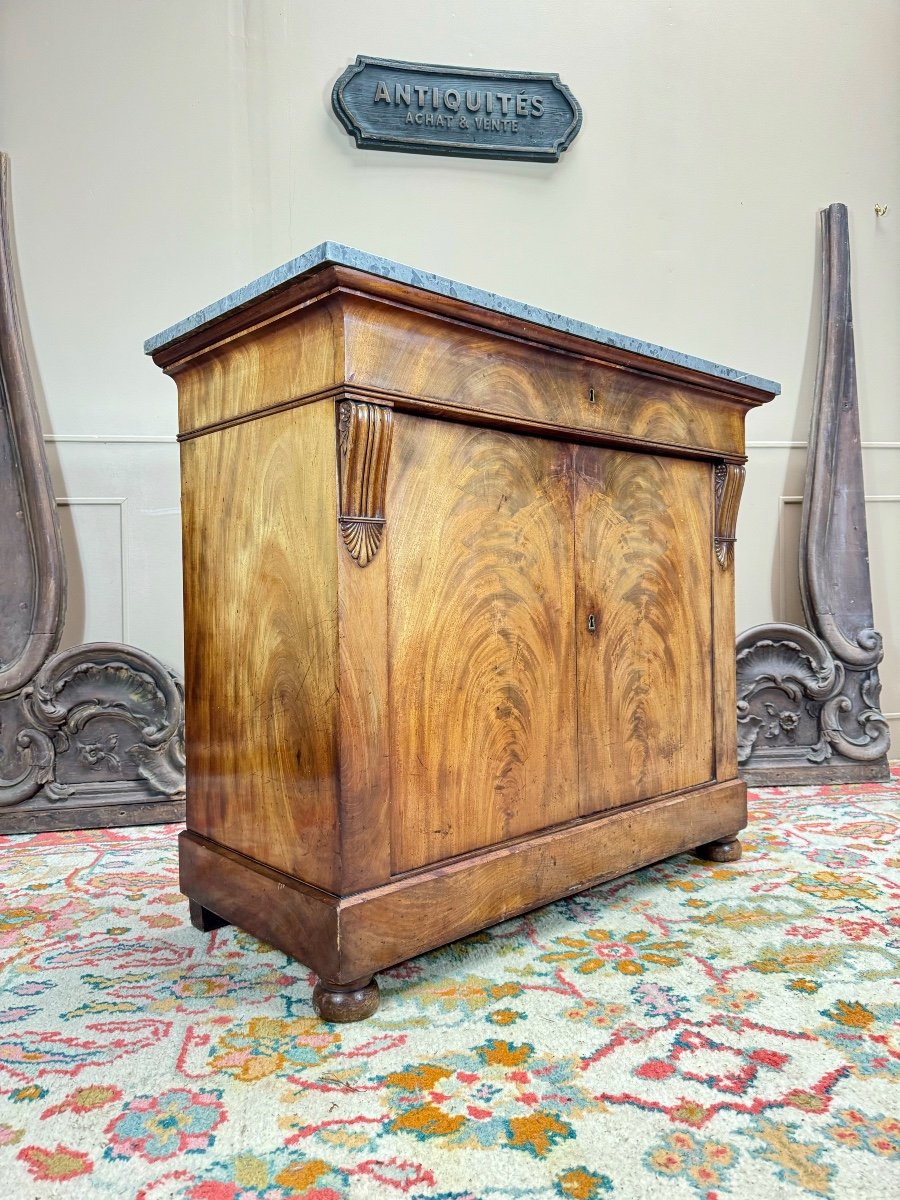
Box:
[588,387,596,404]
[587,613,597,633]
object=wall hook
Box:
[874,204,889,217]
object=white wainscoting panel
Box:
[56,497,126,646]
[45,436,184,674]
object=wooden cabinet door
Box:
[575,447,715,813]
[387,415,579,874]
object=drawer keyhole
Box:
[587,613,597,633]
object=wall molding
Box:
[44,434,176,443]
[56,496,128,642]
[782,495,900,504]
[747,440,900,449]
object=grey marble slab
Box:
[144,241,780,394]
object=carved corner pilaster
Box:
[714,463,745,568]
[338,400,393,567]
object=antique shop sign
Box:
[332,56,582,163]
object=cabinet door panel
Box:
[575,448,714,812]
[388,416,578,873]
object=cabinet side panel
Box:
[387,415,578,873]
[336,402,393,891]
[179,400,340,890]
[576,450,714,810]
[173,298,341,435]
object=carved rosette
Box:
[714,463,745,568]
[338,400,393,567]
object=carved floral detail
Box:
[76,735,122,773]
[736,625,889,769]
[762,704,800,742]
[0,646,185,809]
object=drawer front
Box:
[342,297,748,459]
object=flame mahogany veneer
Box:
[149,255,778,1021]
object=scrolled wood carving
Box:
[735,204,890,784]
[1,644,186,810]
[0,152,185,829]
[800,203,884,671]
[714,462,745,568]
[338,400,393,567]
[0,153,66,697]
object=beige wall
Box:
[1,0,897,743]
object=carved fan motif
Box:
[340,518,384,568]
[736,632,839,705]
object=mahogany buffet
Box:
[145,245,779,1022]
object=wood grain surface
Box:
[341,295,747,459]
[173,294,342,435]
[179,779,746,985]
[575,448,714,810]
[387,415,579,873]
[155,263,773,415]
[179,400,341,890]
[179,829,341,980]
[161,278,758,459]
[162,258,776,1010]
[339,779,746,982]
[336,405,393,890]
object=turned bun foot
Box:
[695,835,742,863]
[312,976,380,1022]
[188,898,230,931]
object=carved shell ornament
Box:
[736,626,840,705]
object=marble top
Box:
[144,241,780,394]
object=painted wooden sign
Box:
[332,56,582,163]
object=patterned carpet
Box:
[0,772,897,1200]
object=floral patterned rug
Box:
[0,770,898,1199]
